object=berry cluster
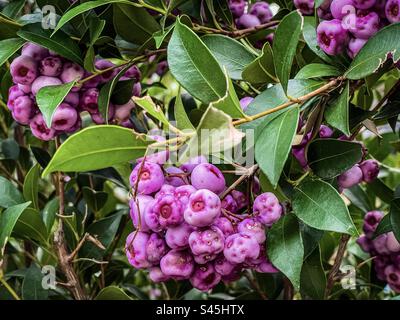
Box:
[291,123,379,192]
[125,156,282,292]
[295,0,400,57]
[357,211,400,293]
[7,42,141,141]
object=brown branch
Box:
[68,233,105,262]
[324,234,351,299]
[53,138,87,300]
[233,77,344,126]
[220,164,259,199]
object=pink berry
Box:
[174,185,197,206]
[155,184,176,199]
[330,0,355,19]
[21,43,49,61]
[237,14,261,29]
[130,161,164,194]
[114,100,135,122]
[125,231,151,269]
[221,194,238,213]
[363,210,383,237]
[253,192,283,227]
[294,0,315,15]
[189,226,225,256]
[80,88,99,114]
[191,163,225,194]
[231,190,248,210]
[165,166,186,187]
[39,56,63,77]
[90,104,115,124]
[384,265,400,286]
[143,199,163,232]
[238,218,266,244]
[184,189,221,227]
[213,217,235,236]
[30,113,56,141]
[319,125,334,138]
[121,65,141,81]
[18,84,31,94]
[10,55,38,85]
[214,255,237,276]
[353,0,376,9]
[190,263,221,292]
[337,165,363,191]
[145,233,168,264]
[317,19,349,55]
[95,59,118,83]
[12,95,36,125]
[149,267,170,282]
[229,0,246,18]
[129,195,154,232]
[386,0,400,22]
[179,156,208,174]
[31,76,62,96]
[348,11,380,39]
[249,1,273,23]
[153,194,184,227]
[165,222,195,249]
[359,159,379,183]
[347,37,368,58]
[60,62,84,84]
[51,103,78,131]
[373,234,391,255]
[7,85,25,111]
[224,233,260,264]
[357,234,372,252]
[160,250,195,279]
[386,232,400,253]
[64,92,80,109]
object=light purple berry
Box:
[363,210,383,237]
[60,62,84,84]
[249,2,273,23]
[189,226,225,256]
[294,0,315,15]
[238,218,266,244]
[253,192,283,227]
[160,250,195,279]
[239,97,253,111]
[193,253,219,264]
[337,165,363,191]
[95,59,118,83]
[348,11,380,39]
[213,217,235,236]
[39,56,63,77]
[125,231,151,269]
[347,37,368,58]
[229,0,246,18]
[7,85,25,111]
[357,234,372,252]
[319,125,334,138]
[21,43,49,61]
[231,190,248,210]
[236,14,261,29]
[31,76,62,96]
[179,155,208,174]
[373,234,391,255]
[114,100,135,122]
[174,185,197,205]
[130,195,154,232]
[129,161,164,194]
[191,163,225,194]
[121,65,141,81]
[330,0,355,19]
[153,194,184,228]
[386,232,400,253]
[165,166,186,187]
[149,267,170,282]
[318,0,333,19]
[155,184,176,199]
[64,92,80,109]
[165,222,195,249]
[385,0,400,22]
[190,263,221,292]
[80,88,99,114]
[224,233,260,264]
[221,194,238,213]
[145,233,168,264]
[90,104,115,124]
[353,0,376,9]
[184,189,221,227]
[359,159,379,183]
[132,82,141,97]
[18,84,31,94]
[384,265,400,286]
[317,19,349,55]
[10,55,38,85]
[12,95,36,125]
[143,199,163,232]
[214,255,237,276]
[30,113,56,141]
[52,103,78,131]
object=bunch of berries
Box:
[357,211,400,293]
[7,42,141,141]
[294,0,400,57]
[125,156,283,292]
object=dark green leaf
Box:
[300,246,326,299]
[295,63,341,79]
[1,139,20,160]
[42,126,150,176]
[293,179,357,235]
[0,176,24,208]
[0,37,25,68]
[23,164,40,210]
[2,0,25,18]
[14,208,48,244]
[95,286,132,300]
[307,139,363,179]
[343,185,372,213]
[390,199,400,242]
[174,87,195,130]
[325,81,350,135]
[373,214,392,239]
[22,265,49,300]
[82,187,108,213]
[41,197,59,233]
[268,214,304,289]
[242,42,276,84]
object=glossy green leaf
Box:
[42,126,150,176]
[41,197,59,233]
[242,42,277,84]
[307,139,363,179]
[174,87,195,130]
[132,96,169,127]
[273,10,303,93]
[167,19,227,104]
[202,34,256,80]
[256,107,299,187]
[22,265,49,300]
[300,246,326,299]
[343,185,372,213]
[268,214,304,289]
[35,81,76,128]
[390,198,400,242]
[2,0,26,18]
[325,81,350,135]
[293,179,357,235]
[346,23,400,79]
[373,214,392,239]
[23,164,40,210]
[295,63,341,79]
[95,286,132,300]
[0,38,25,68]
[82,187,108,213]
[18,23,83,65]
[14,208,48,244]
[0,176,24,208]
[0,202,31,257]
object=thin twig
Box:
[244,271,268,300]
[0,277,21,300]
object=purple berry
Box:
[51,103,78,131]
[11,95,36,125]
[221,194,238,213]
[155,61,168,76]
[190,263,221,292]
[10,55,38,85]
[64,92,80,109]
[373,234,391,255]
[363,210,383,237]
[174,185,197,205]
[21,43,49,61]
[130,161,164,194]
[347,37,368,58]
[145,233,168,264]
[387,9,400,25]
[384,265,400,286]
[7,85,25,111]
[189,226,225,256]
[319,125,334,138]
[180,155,208,174]
[359,159,379,183]
[95,59,118,83]
[214,255,237,276]
[236,14,261,29]
[357,234,372,252]
[318,0,333,19]
[149,267,170,282]
[253,192,283,227]
[153,194,184,227]
[39,56,63,77]
[165,222,195,249]
[386,232,400,253]
[294,0,315,15]
[317,19,349,55]
[30,113,56,141]
[18,84,31,94]
[249,2,273,23]
[125,231,151,269]
[143,199,162,232]
[130,195,154,232]
[160,250,195,279]
[114,100,135,122]
[330,0,355,19]
[165,166,186,187]
[231,190,248,210]
[80,88,99,114]
[122,65,141,81]
[224,233,260,264]
[238,218,266,244]
[91,104,115,124]
[193,253,219,264]
[132,82,141,97]
[348,11,380,39]
[60,62,84,84]
[155,184,176,199]
[229,0,246,18]
[184,189,221,227]
[353,0,376,9]
[191,163,225,194]
[31,76,62,96]
[239,97,253,111]
[337,165,363,191]
[213,217,235,236]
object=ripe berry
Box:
[130,195,154,232]
[359,159,379,183]
[249,2,273,23]
[294,0,315,15]
[145,233,168,264]
[165,222,195,249]
[160,250,195,279]
[184,189,221,227]
[10,55,38,85]
[130,161,165,194]
[189,226,225,257]
[238,218,266,244]
[224,233,260,264]
[12,95,36,125]
[236,14,261,29]
[30,113,56,141]
[21,43,49,61]
[153,194,184,228]
[337,165,363,191]
[385,0,400,22]
[317,19,349,55]
[125,231,151,269]
[39,56,63,77]
[31,76,62,96]
[190,263,221,292]
[253,192,283,227]
[52,103,78,131]
[330,0,355,19]
[191,163,226,194]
